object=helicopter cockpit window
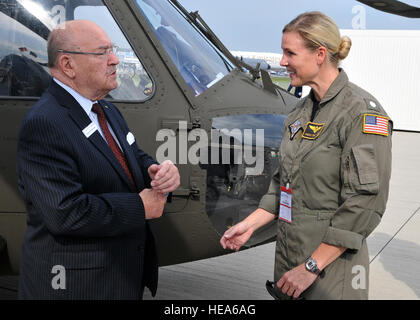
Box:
[0,0,153,100]
[0,1,50,97]
[203,113,286,246]
[135,0,234,96]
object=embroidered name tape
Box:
[363,114,389,136]
[82,122,97,138]
[126,132,135,145]
[302,122,325,140]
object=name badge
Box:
[126,132,135,145]
[82,122,97,138]
[279,186,292,223]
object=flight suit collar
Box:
[309,68,349,107]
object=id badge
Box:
[279,186,292,223]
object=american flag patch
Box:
[363,114,389,136]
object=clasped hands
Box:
[139,160,180,220]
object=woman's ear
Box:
[316,46,328,65]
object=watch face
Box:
[306,260,315,270]
[306,258,317,272]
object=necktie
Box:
[92,103,135,185]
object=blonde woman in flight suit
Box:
[220,11,392,300]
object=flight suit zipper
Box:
[344,156,351,191]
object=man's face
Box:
[71,24,119,100]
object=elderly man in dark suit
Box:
[16,20,180,299]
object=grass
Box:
[270,76,291,91]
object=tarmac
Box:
[1,131,419,300]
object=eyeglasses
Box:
[57,45,119,57]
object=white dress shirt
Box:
[54,78,123,151]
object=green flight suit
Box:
[259,70,392,299]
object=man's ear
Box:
[316,46,328,65]
[58,54,76,79]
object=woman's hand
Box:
[220,221,254,252]
[220,208,276,251]
[277,263,318,299]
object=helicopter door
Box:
[203,113,287,247]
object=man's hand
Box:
[276,263,318,299]
[139,188,167,220]
[148,160,180,194]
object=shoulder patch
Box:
[362,114,389,136]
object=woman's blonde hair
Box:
[283,11,352,66]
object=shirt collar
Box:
[53,78,97,116]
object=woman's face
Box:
[280,31,320,87]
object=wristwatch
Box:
[305,257,321,275]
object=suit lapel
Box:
[48,81,137,191]
[99,101,145,191]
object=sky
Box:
[178,0,420,53]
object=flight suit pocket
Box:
[344,144,379,194]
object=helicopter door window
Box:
[0,0,154,101]
[74,5,154,101]
[202,113,286,247]
[135,0,234,96]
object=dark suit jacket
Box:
[17,80,159,299]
